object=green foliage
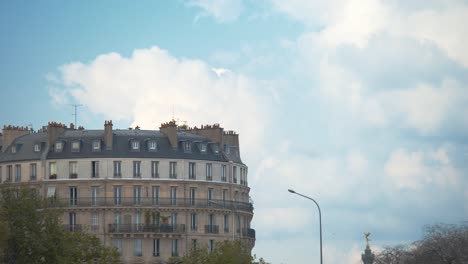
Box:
[0,186,119,264]
[180,240,269,264]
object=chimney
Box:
[223,130,240,156]
[70,123,75,130]
[160,120,178,149]
[47,122,67,148]
[2,125,31,152]
[189,123,224,144]
[104,120,113,150]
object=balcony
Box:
[108,224,185,234]
[48,198,254,213]
[204,225,219,234]
[63,224,82,232]
[242,228,256,239]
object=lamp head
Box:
[288,189,296,194]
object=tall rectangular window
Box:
[69,162,77,178]
[133,161,141,178]
[91,187,99,206]
[189,188,196,206]
[151,161,159,178]
[30,163,37,181]
[134,239,142,256]
[7,165,12,182]
[152,186,159,205]
[113,161,121,178]
[192,239,197,251]
[153,239,160,257]
[221,165,226,182]
[233,166,237,183]
[190,213,197,231]
[133,186,141,205]
[91,161,99,178]
[222,189,227,204]
[69,212,76,230]
[49,162,56,179]
[113,239,122,255]
[189,162,196,179]
[208,188,213,202]
[91,212,99,231]
[114,212,121,224]
[170,186,177,205]
[206,163,212,181]
[15,165,21,182]
[113,186,122,205]
[209,239,214,253]
[172,239,178,257]
[170,162,177,178]
[69,186,78,206]
[134,211,141,231]
[171,212,177,226]
[224,214,229,232]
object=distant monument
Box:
[361,232,375,264]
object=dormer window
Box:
[34,144,41,152]
[148,140,157,151]
[184,141,191,153]
[200,143,207,153]
[11,145,16,154]
[92,140,101,152]
[211,144,219,154]
[131,140,140,150]
[224,144,230,154]
[71,141,80,152]
[55,142,63,152]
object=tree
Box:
[0,186,119,264]
[179,240,269,264]
[375,223,468,264]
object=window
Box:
[152,186,159,205]
[170,187,177,205]
[200,143,207,153]
[184,141,191,152]
[209,239,214,253]
[47,186,56,198]
[189,188,196,206]
[91,212,99,231]
[224,144,230,154]
[153,239,160,257]
[189,162,196,179]
[206,163,212,181]
[224,214,229,233]
[114,212,121,224]
[92,140,101,151]
[172,239,178,257]
[234,191,239,202]
[171,212,177,227]
[190,213,197,230]
[71,141,80,152]
[169,162,177,178]
[11,145,16,154]
[148,140,157,151]
[69,162,77,178]
[222,189,227,205]
[221,165,226,182]
[55,141,63,152]
[134,211,141,231]
[69,187,78,206]
[49,162,56,179]
[192,239,197,251]
[133,186,141,205]
[0,166,2,182]
[233,166,237,183]
[113,186,122,205]
[91,187,99,206]
[15,165,21,182]
[208,188,213,203]
[69,212,76,231]
[134,239,142,257]
[91,161,99,178]
[34,143,40,152]
[7,165,12,182]
[113,239,122,255]
[113,161,121,178]
[131,140,140,150]
[133,161,141,178]
[30,163,37,181]
[151,161,159,178]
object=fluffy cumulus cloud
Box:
[50,46,271,162]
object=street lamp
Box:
[288,189,323,264]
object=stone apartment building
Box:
[0,120,255,263]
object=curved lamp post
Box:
[288,189,323,264]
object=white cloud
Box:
[346,150,369,176]
[188,0,244,22]
[384,147,461,190]
[254,207,312,234]
[51,46,270,159]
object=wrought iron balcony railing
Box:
[204,225,219,234]
[63,224,82,232]
[108,224,185,234]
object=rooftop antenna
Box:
[71,104,83,126]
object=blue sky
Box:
[1,1,468,263]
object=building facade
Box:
[0,120,255,263]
